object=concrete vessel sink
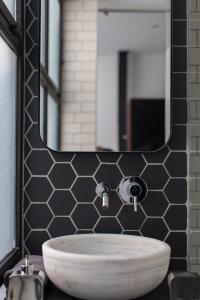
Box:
[42,234,170,300]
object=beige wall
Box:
[61,0,97,151]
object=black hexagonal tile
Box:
[94,217,122,233]
[72,154,99,176]
[29,20,39,45]
[24,165,31,186]
[26,150,54,175]
[26,231,50,255]
[164,205,187,230]
[169,259,187,272]
[94,191,122,216]
[71,204,99,229]
[165,152,187,177]
[25,32,34,53]
[123,231,141,236]
[24,193,31,212]
[118,154,146,176]
[25,60,33,81]
[97,153,120,163]
[25,111,32,133]
[76,230,94,234]
[48,217,76,238]
[48,191,76,216]
[50,151,74,163]
[141,218,168,240]
[25,7,34,29]
[142,165,169,190]
[141,192,169,217]
[117,205,145,230]
[26,124,44,149]
[143,146,169,164]
[49,164,76,189]
[24,140,31,159]
[166,232,187,258]
[27,71,38,96]
[25,177,53,202]
[27,97,38,123]
[25,204,53,229]
[28,47,39,70]
[168,125,187,150]
[24,219,31,240]
[164,179,187,204]
[72,177,96,203]
[95,164,122,189]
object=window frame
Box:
[0,0,24,284]
[40,0,62,148]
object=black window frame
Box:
[0,0,24,284]
[40,0,62,149]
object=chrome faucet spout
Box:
[102,192,109,208]
[96,183,111,209]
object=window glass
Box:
[47,94,59,150]
[48,0,60,87]
[40,0,46,67]
[3,0,16,18]
[40,86,45,141]
[0,36,17,260]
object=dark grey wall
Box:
[24,0,188,271]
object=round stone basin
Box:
[43,234,171,300]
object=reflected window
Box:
[47,94,59,150]
[40,0,46,67]
[40,0,61,150]
[48,0,61,87]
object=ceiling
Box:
[98,0,170,11]
[98,11,167,55]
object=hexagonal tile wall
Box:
[72,177,96,203]
[48,217,76,238]
[25,177,53,203]
[95,164,123,189]
[23,0,188,270]
[48,164,76,189]
[26,150,54,175]
[48,190,76,216]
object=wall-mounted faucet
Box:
[95,183,111,209]
[119,177,147,212]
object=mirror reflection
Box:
[40,0,171,152]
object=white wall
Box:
[97,54,118,150]
[127,52,165,99]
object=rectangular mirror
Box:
[39,0,171,152]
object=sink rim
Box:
[43,233,171,261]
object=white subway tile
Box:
[82,102,95,112]
[74,134,95,144]
[64,1,83,11]
[82,123,95,133]
[75,71,95,82]
[75,113,95,122]
[76,31,96,42]
[74,92,95,102]
[82,82,96,92]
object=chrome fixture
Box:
[95,183,111,209]
[119,177,147,212]
[7,256,46,300]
